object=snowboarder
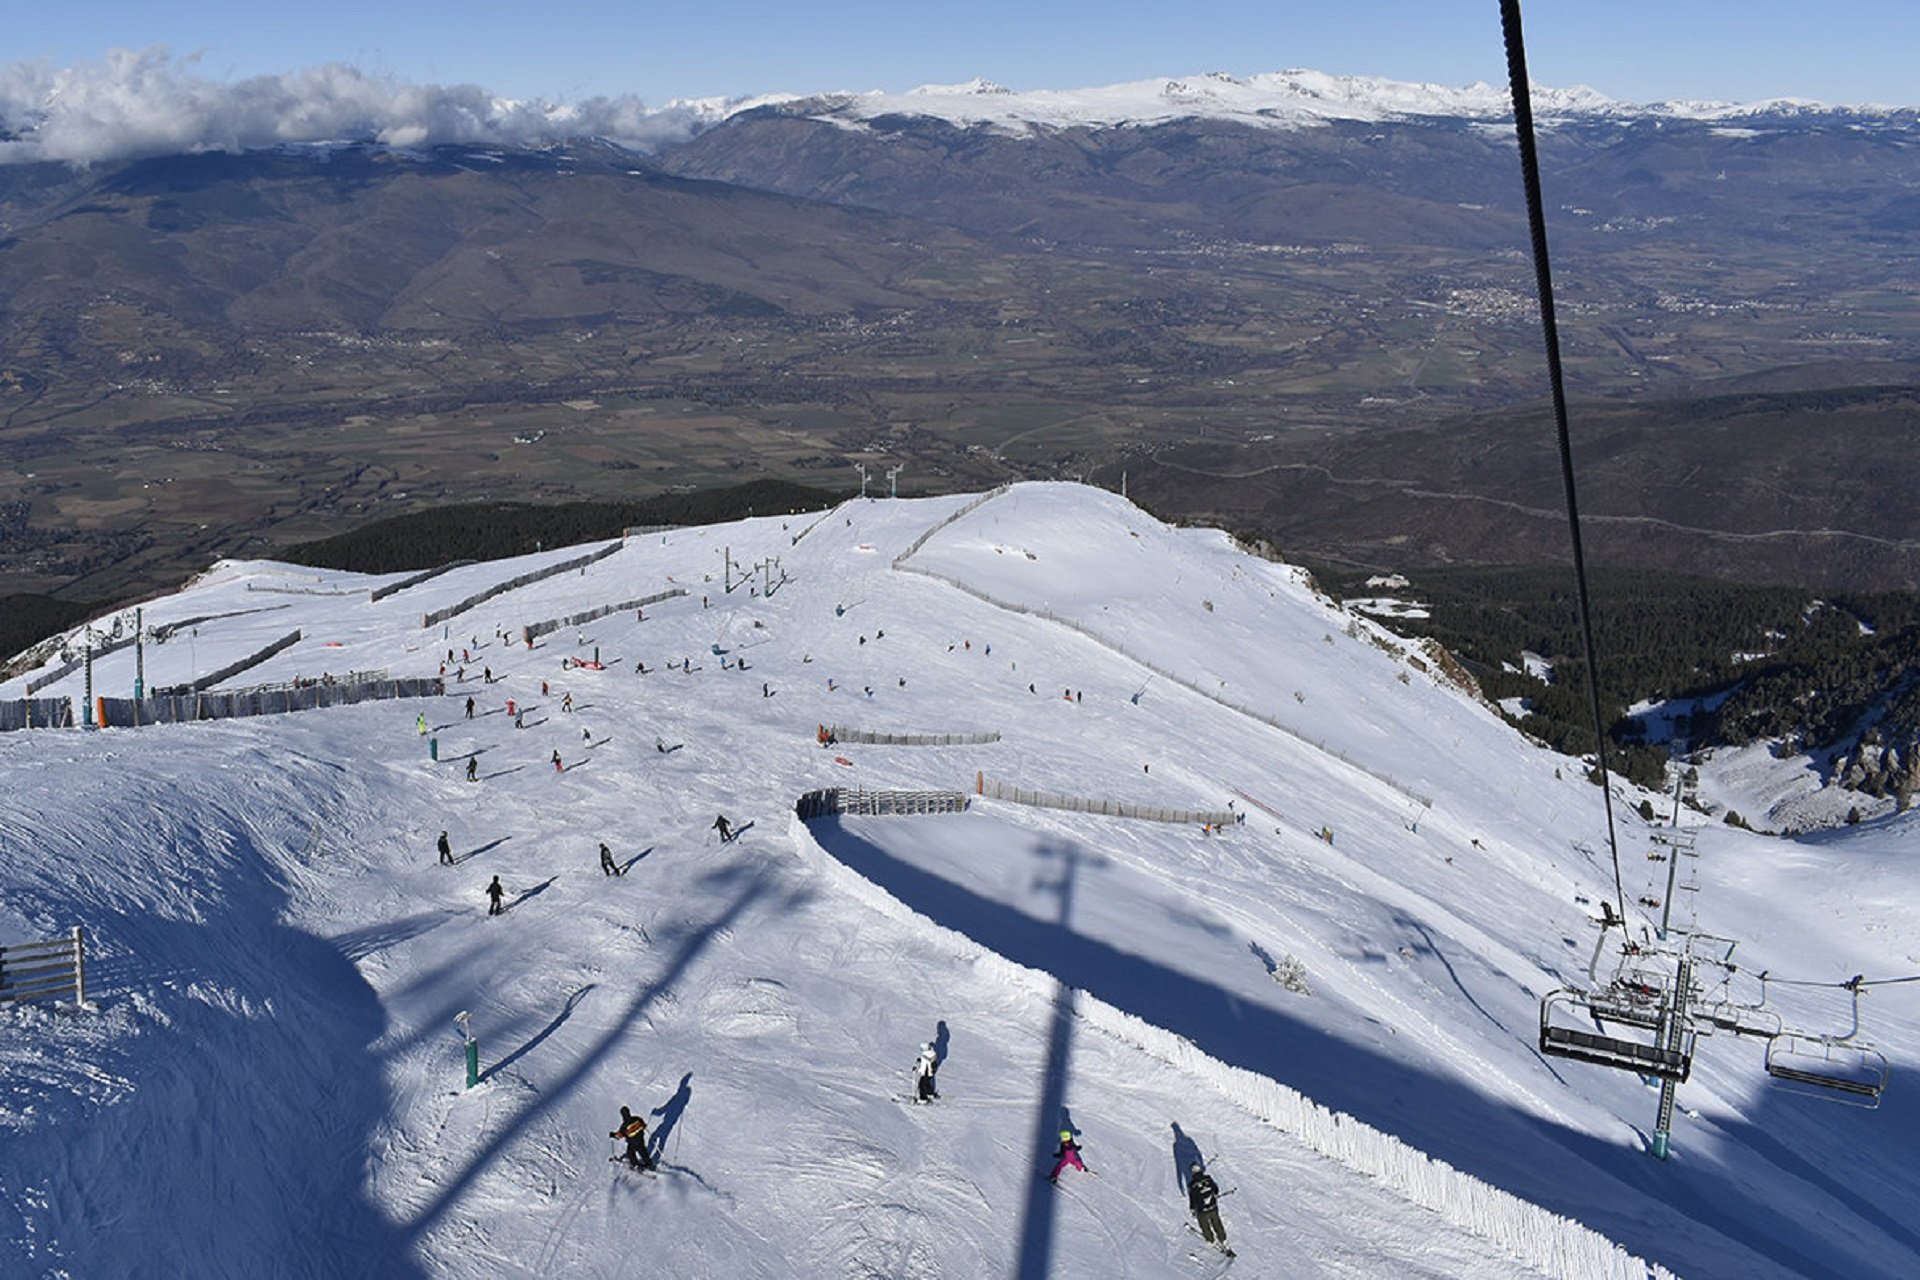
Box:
[486,876,505,915]
[913,1042,940,1103]
[466,757,479,782]
[465,696,475,720]
[1048,1130,1087,1183]
[713,814,734,842]
[437,830,454,866]
[610,1106,653,1171]
[1187,1163,1232,1255]
[600,842,621,876]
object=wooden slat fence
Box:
[0,928,86,1006]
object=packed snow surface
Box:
[2,484,1916,1279]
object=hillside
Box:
[2,483,1916,1278]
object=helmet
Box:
[925,1042,935,1051]
[1059,1129,1073,1142]
[1190,1162,1203,1175]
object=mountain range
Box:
[1,67,1917,602]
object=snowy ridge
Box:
[790,812,1674,1280]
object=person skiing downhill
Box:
[913,1042,940,1103]
[611,1106,653,1171]
[600,842,621,877]
[712,814,733,842]
[486,876,505,916]
[437,830,454,866]
[466,757,479,782]
[1048,1130,1088,1183]
[1187,1163,1233,1255]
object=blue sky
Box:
[8,0,1917,107]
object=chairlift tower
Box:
[885,464,903,499]
[1543,824,1890,1158]
[853,463,870,499]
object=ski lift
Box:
[1765,977,1888,1106]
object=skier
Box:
[465,696,475,720]
[611,1106,653,1171]
[466,757,479,782]
[913,1042,940,1103]
[562,693,574,713]
[600,842,621,877]
[552,750,565,773]
[416,712,428,735]
[1048,1130,1088,1183]
[486,876,505,916]
[713,814,734,842]
[437,830,454,866]
[1187,1164,1233,1256]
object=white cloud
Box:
[0,49,719,165]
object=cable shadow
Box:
[804,815,1887,1280]
[482,983,597,1083]
[619,848,654,874]
[399,880,769,1244]
[480,766,525,781]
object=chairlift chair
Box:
[1765,1034,1888,1105]
[1764,977,1888,1105]
[1539,988,1693,1082]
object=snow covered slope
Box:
[2,483,1915,1279]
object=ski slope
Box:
[2,483,1915,1279]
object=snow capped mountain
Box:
[707,68,1908,138]
[2,484,1915,1278]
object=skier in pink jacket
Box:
[1047,1130,1088,1183]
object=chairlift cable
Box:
[1498,0,1627,926]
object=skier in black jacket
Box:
[437,830,454,866]
[611,1106,653,1171]
[1187,1164,1233,1255]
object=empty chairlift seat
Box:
[1538,989,1693,1082]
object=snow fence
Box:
[789,811,1677,1280]
[152,630,302,695]
[893,539,1432,812]
[823,725,1001,747]
[977,775,1237,827]
[520,587,689,646]
[94,676,444,727]
[23,632,139,695]
[0,698,77,732]
[795,787,971,820]
[889,485,1012,568]
[369,560,476,603]
[420,541,623,629]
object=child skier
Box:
[610,1106,653,1171]
[913,1042,940,1103]
[1048,1130,1088,1183]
